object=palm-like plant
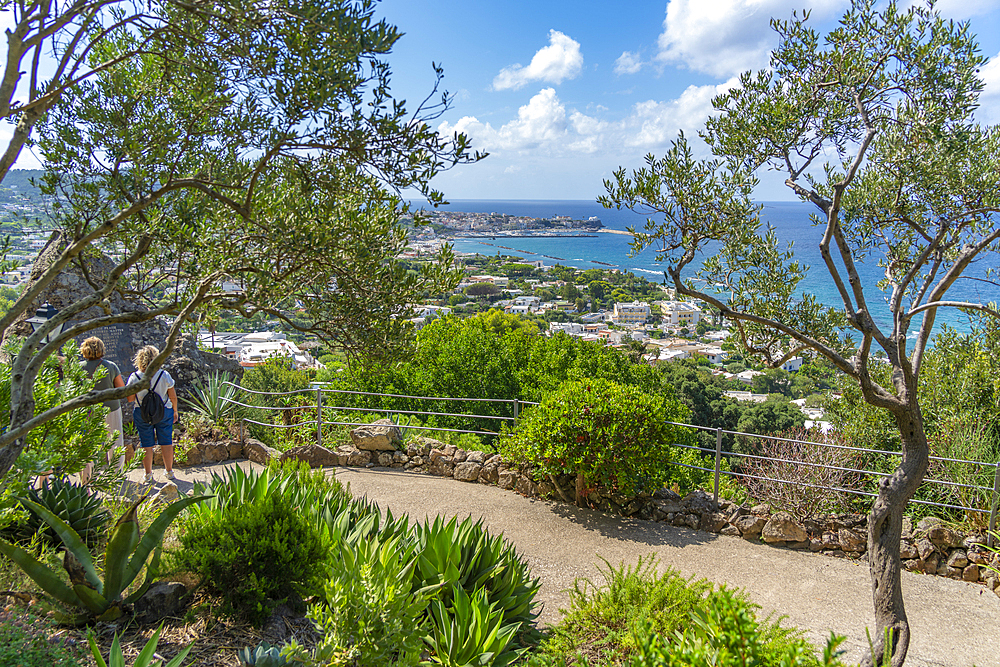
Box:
[185,372,238,424]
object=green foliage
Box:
[0,341,124,505]
[734,398,807,453]
[500,378,693,498]
[286,533,427,667]
[0,493,207,624]
[185,371,238,424]
[535,556,714,666]
[3,477,110,549]
[0,610,85,667]
[88,624,193,667]
[172,492,328,626]
[626,587,846,667]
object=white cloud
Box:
[656,0,845,79]
[441,88,568,151]
[614,51,643,75]
[492,30,583,91]
[979,50,1000,124]
[905,0,1000,19]
[440,79,738,158]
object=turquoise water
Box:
[418,199,998,335]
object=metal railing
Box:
[224,383,999,546]
[665,420,1000,547]
[224,382,539,441]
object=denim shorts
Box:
[133,406,174,449]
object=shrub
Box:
[741,428,863,520]
[0,610,85,667]
[172,492,328,625]
[285,534,427,667]
[626,587,846,667]
[534,556,712,666]
[500,378,693,503]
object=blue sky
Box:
[377,0,1000,201]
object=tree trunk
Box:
[575,472,586,508]
[0,394,37,480]
[862,406,929,667]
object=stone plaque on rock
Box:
[74,322,135,379]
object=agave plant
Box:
[185,371,238,423]
[89,623,193,667]
[4,477,110,548]
[412,515,540,627]
[424,586,524,667]
[0,492,210,623]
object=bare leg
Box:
[162,445,174,473]
[143,448,153,475]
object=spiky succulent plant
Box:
[14,478,110,548]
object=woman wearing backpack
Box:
[126,345,178,484]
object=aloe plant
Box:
[88,623,193,667]
[0,493,210,623]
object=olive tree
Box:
[599,1,999,665]
[0,0,481,481]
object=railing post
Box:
[988,462,1000,548]
[513,398,520,429]
[316,387,323,448]
[713,427,722,507]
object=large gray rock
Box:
[133,581,188,623]
[350,419,403,451]
[5,232,242,406]
[245,439,280,465]
[762,512,808,544]
[280,444,339,467]
[926,525,964,548]
[734,514,766,539]
[453,462,482,482]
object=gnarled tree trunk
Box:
[863,406,929,667]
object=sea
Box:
[411,199,1000,336]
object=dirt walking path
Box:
[135,463,1000,667]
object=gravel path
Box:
[134,463,1000,667]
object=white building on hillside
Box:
[612,301,650,326]
[659,301,703,328]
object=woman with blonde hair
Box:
[80,336,126,483]
[126,345,178,484]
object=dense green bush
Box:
[500,378,694,501]
[626,588,846,667]
[172,491,328,625]
[532,557,713,666]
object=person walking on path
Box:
[79,336,126,484]
[126,346,178,484]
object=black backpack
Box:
[139,371,166,424]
